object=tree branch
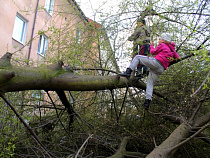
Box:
[193,112,210,128]
[169,53,194,66]
[108,137,129,158]
[190,71,209,97]
[55,90,76,126]
[169,123,210,151]
[189,89,209,122]
[118,87,129,122]
[46,91,71,136]
[74,134,94,158]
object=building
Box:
[0,0,120,117]
[0,0,118,72]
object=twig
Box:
[153,136,157,147]
[74,134,94,158]
[118,87,129,122]
[12,34,39,54]
[110,89,119,121]
[46,91,71,136]
[74,67,119,74]
[190,70,209,97]
[189,89,209,122]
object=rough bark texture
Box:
[0,67,145,92]
[146,123,190,158]
[0,53,142,91]
[108,137,129,158]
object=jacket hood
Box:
[167,42,176,52]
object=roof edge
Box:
[67,0,89,22]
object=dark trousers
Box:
[137,44,150,75]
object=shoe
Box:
[140,70,149,78]
[118,68,132,78]
[144,99,151,110]
[136,71,143,78]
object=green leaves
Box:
[38,30,45,36]
[0,100,18,158]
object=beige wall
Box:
[0,0,89,64]
[0,0,111,74]
[0,0,37,59]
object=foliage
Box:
[0,95,19,157]
[0,0,209,157]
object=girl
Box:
[119,33,180,110]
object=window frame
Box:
[76,27,81,44]
[12,13,28,44]
[44,0,55,16]
[37,34,48,56]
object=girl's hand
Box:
[150,41,154,45]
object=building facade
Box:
[0,0,116,69]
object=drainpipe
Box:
[28,0,40,63]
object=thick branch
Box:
[0,52,195,100]
[193,112,210,128]
[190,89,209,122]
[0,70,15,85]
[169,53,194,66]
[56,90,76,126]
[108,137,129,158]
[146,123,190,158]
[169,123,210,151]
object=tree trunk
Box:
[146,123,190,158]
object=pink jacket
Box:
[150,42,179,69]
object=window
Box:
[44,0,55,15]
[76,27,81,44]
[31,90,44,99]
[37,35,48,56]
[31,90,44,105]
[12,13,28,44]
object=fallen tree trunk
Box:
[0,53,146,92]
[146,122,190,158]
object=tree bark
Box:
[146,123,190,158]
[108,137,129,158]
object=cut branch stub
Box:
[48,60,64,70]
[0,70,15,85]
[0,52,12,68]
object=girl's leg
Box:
[145,70,159,100]
[119,55,164,80]
[119,55,154,78]
[144,70,159,110]
[129,55,157,71]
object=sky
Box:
[75,0,132,70]
[75,0,121,21]
[75,0,135,70]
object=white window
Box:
[12,13,28,44]
[31,90,44,99]
[44,0,55,16]
[76,27,81,44]
[37,35,48,56]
